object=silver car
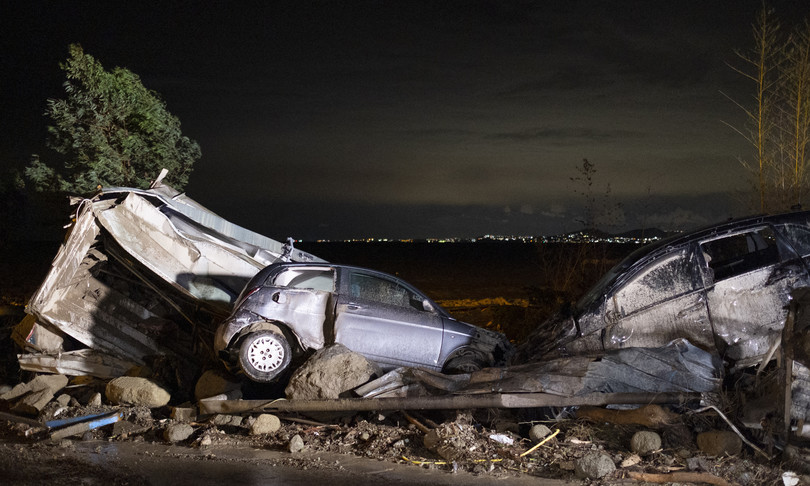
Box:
[214,263,514,383]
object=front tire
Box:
[238,330,292,383]
[443,351,488,374]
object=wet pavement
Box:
[1,438,577,485]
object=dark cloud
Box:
[4,0,802,240]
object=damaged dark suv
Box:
[215,263,514,383]
[519,211,810,369]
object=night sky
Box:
[3,1,807,240]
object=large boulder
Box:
[285,344,379,400]
[106,376,171,408]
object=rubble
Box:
[1,374,68,415]
[17,183,323,381]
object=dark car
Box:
[214,263,514,383]
[518,211,810,368]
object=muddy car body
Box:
[520,211,810,368]
[215,263,514,382]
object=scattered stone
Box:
[164,423,194,443]
[529,424,552,443]
[55,394,71,406]
[210,414,243,427]
[250,414,281,435]
[194,369,242,401]
[575,452,615,479]
[105,377,170,408]
[630,430,662,455]
[696,430,742,457]
[86,392,102,407]
[289,434,305,453]
[285,344,380,400]
[170,405,197,423]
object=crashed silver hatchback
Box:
[215,262,514,382]
[518,210,810,369]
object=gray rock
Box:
[285,344,380,400]
[630,430,662,455]
[170,406,197,423]
[164,423,194,443]
[250,414,281,435]
[210,414,243,427]
[289,434,305,453]
[696,430,742,457]
[194,370,242,401]
[55,394,71,406]
[575,452,615,479]
[86,392,102,407]
[105,377,170,408]
[529,424,552,443]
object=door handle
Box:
[347,304,361,310]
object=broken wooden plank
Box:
[198,392,700,415]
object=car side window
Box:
[700,228,780,282]
[612,248,696,316]
[776,223,810,257]
[272,268,335,291]
[349,272,426,311]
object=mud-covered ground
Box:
[0,397,796,485]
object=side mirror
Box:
[422,299,434,313]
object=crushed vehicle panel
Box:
[214,262,515,383]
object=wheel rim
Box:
[246,335,286,372]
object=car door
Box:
[333,268,444,369]
[602,245,714,352]
[701,226,810,363]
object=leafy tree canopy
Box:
[26,44,200,195]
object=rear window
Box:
[271,268,335,291]
[700,228,780,282]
